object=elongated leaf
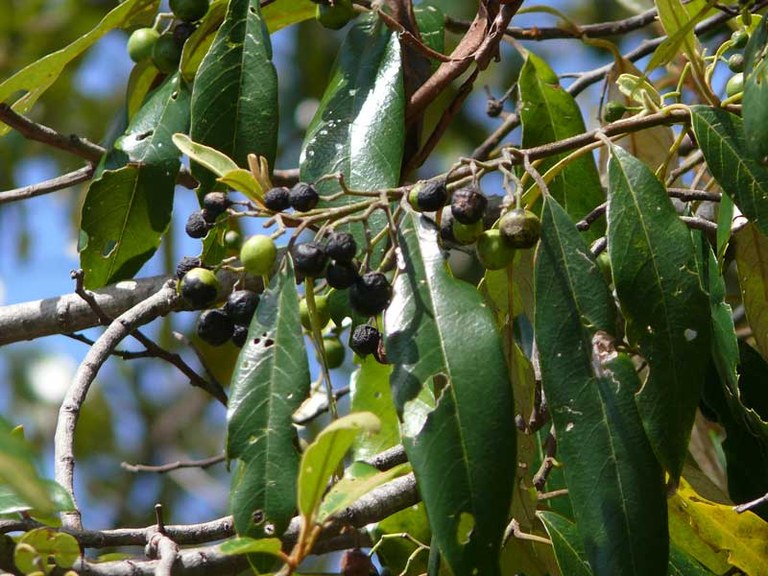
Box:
[653,0,711,66]
[668,546,714,576]
[80,75,190,289]
[519,52,604,238]
[350,357,398,461]
[0,0,157,135]
[384,210,516,576]
[263,0,316,32]
[607,145,711,479]
[297,412,380,519]
[537,512,591,576]
[172,133,239,176]
[180,0,228,82]
[733,223,768,361]
[219,537,283,557]
[690,106,768,237]
[535,196,668,575]
[190,0,278,190]
[743,16,768,163]
[227,260,310,537]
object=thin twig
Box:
[121,454,226,474]
[0,165,94,205]
[733,492,768,513]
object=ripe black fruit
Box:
[499,209,541,249]
[451,186,487,224]
[324,231,357,263]
[185,210,210,239]
[225,290,260,326]
[408,179,448,212]
[289,182,319,212]
[175,256,203,279]
[350,324,380,357]
[173,22,196,46]
[202,192,231,221]
[180,268,219,308]
[349,272,391,316]
[326,260,358,289]
[197,309,234,346]
[231,325,248,348]
[293,242,327,277]
[264,187,291,212]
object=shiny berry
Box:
[151,33,182,74]
[289,182,320,212]
[292,242,327,277]
[180,268,219,308]
[185,210,210,239]
[240,235,277,276]
[451,186,487,224]
[224,290,260,326]
[197,309,233,346]
[170,0,209,22]
[127,28,160,63]
[326,261,358,289]
[499,209,541,249]
[264,187,291,212]
[324,231,357,263]
[408,179,448,212]
[476,229,515,270]
[726,73,744,97]
[223,230,241,249]
[350,324,380,357]
[299,294,330,330]
[320,337,346,369]
[728,53,745,73]
[316,0,354,29]
[603,101,627,123]
[231,325,248,348]
[175,256,203,279]
[349,272,391,316]
[202,192,231,221]
[731,29,749,49]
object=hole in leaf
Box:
[456,512,475,546]
[251,510,264,525]
[253,338,261,345]
[135,130,153,141]
[101,240,118,258]
[248,5,256,14]
[264,338,274,347]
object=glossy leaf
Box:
[227,260,311,537]
[535,195,668,575]
[0,480,74,515]
[384,210,516,576]
[179,0,228,82]
[690,106,768,237]
[263,0,316,32]
[349,356,399,462]
[537,512,591,576]
[519,52,604,238]
[190,0,278,190]
[649,0,711,70]
[80,75,190,289]
[607,144,711,479]
[733,223,768,361]
[218,168,263,204]
[743,15,768,163]
[0,0,157,135]
[219,537,283,557]
[297,412,380,520]
[172,133,239,176]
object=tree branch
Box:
[0,165,94,205]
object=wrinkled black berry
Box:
[180,267,219,308]
[173,21,197,46]
[486,98,504,118]
[202,192,231,222]
[451,186,487,224]
[231,325,248,348]
[350,324,380,357]
[408,179,448,212]
[289,182,319,212]
[264,186,291,212]
[175,256,203,279]
[197,309,234,346]
[224,290,260,326]
[326,260,358,289]
[324,231,357,262]
[185,210,210,238]
[349,272,391,316]
[292,242,327,277]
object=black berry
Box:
[202,192,231,221]
[185,210,210,239]
[264,187,291,212]
[175,256,202,279]
[292,242,327,277]
[289,182,319,212]
[350,324,380,357]
[349,272,391,316]
[326,260,358,289]
[173,21,197,46]
[180,267,220,308]
[451,186,487,224]
[231,325,248,348]
[224,290,260,326]
[197,309,234,346]
[324,231,357,262]
[408,179,448,212]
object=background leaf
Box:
[350,357,398,461]
[733,223,768,361]
[227,260,310,538]
[607,144,711,479]
[537,511,592,576]
[385,210,516,576]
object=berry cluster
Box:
[197,289,260,348]
[185,192,234,239]
[264,182,320,213]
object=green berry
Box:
[300,294,331,330]
[320,337,345,369]
[499,209,541,249]
[731,29,749,49]
[451,219,484,245]
[127,28,159,63]
[603,101,627,123]
[726,73,744,97]
[223,230,242,250]
[728,53,745,73]
[240,235,277,276]
[170,0,210,22]
[451,186,487,224]
[316,0,354,29]
[476,229,516,270]
[151,33,182,74]
[408,179,448,212]
[197,309,233,346]
[180,268,220,309]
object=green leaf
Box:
[80,75,190,289]
[370,503,431,576]
[384,210,516,576]
[297,412,381,520]
[534,195,668,575]
[190,0,278,190]
[652,0,711,68]
[263,0,317,32]
[668,546,714,575]
[172,133,239,176]
[733,223,768,362]
[0,0,158,136]
[0,480,74,515]
[227,259,311,538]
[518,52,604,239]
[350,357,399,461]
[537,512,592,576]
[607,144,711,479]
[690,106,768,237]
[17,528,80,572]
[218,168,263,204]
[219,537,283,557]
[180,0,229,82]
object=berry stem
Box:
[303,279,338,420]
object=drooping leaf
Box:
[172,133,239,176]
[297,412,380,520]
[349,356,399,462]
[733,223,768,361]
[607,144,711,479]
[80,75,190,289]
[537,511,592,576]
[190,0,278,191]
[384,210,516,576]
[227,259,311,538]
[0,0,157,135]
[518,52,604,239]
[535,195,668,575]
[690,106,768,237]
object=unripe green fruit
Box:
[476,229,515,270]
[316,0,354,29]
[224,230,242,250]
[726,73,744,97]
[596,252,612,285]
[603,101,626,123]
[170,0,209,22]
[319,337,345,369]
[499,208,541,249]
[151,34,182,74]
[180,267,220,308]
[240,235,277,276]
[127,28,159,63]
[728,53,745,73]
[300,295,331,331]
[451,219,484,245]
[731,29,749,49]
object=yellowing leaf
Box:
[669,478,768,575]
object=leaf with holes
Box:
[227,259,310,538]
[384,210,516,576]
